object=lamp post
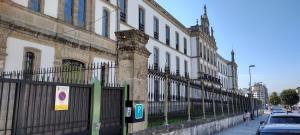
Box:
[249,65,255,120]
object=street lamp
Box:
[249,65,255,120]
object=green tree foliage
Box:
[280,89,299,107]
[269,92,281,105]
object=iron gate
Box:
[0,78,92,135]
[100,86,124,135]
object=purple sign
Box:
[58,92,66,101]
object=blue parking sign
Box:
[135,104,143,120]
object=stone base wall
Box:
[162,115,243,135]
[134,110,264,135]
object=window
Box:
[24,52,35,72]
[62,59,85,68]
[184,38,187,54]
[139,7,145,32]
[153,47,159,69]
[166,52,170,69]
[64,0,73,23]
[153,17,159,40]
[165,25,170,45]
[176,57,180,75]
[102,9,109,37]
[184,60,188,76]
[175,32,179,50]
[207,48,209,62]
[199,42,202,57]
[154,80,160,101]
[119,0,126,22]
[30,0,40,12]
[203,46,206,60]
[78,0,85,27]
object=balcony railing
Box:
[139,23,144,32]
[154,32,159,39]
[120,12,126,22]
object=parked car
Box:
[256,113,300,135]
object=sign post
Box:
[55,86,70,111]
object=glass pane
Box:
[78,0,85,27]
[31,0,40,12]
[64,0,73,23]
[102,10,108,37]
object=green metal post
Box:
[91,79,101,135]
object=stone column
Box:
[57,0,65,20]
[0,28,10,72]
[115,30,150,133]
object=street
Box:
[214,115,268,135]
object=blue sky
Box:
[155,0,300,94]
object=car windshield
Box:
[269,116,300,124]
[261,133,300,135]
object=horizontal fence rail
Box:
[147,66,262,127]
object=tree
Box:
[280,89,299,108]
[269,92,281,105]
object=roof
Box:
[261,124,300,133]
[271,113,300,117]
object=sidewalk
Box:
[213,114,268,135]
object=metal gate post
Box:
[91,79,101,135]
[122,84,128,135]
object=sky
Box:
[155,0,300,94]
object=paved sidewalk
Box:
[213,115,268,135]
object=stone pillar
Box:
[115,30,150,133]
[85,0,95,31]
[0,28,10,72]
[57,0,65,20]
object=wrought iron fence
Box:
[0,62,117,85]
[147,66,257,127]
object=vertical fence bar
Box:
[201,80,205,119]
[90,79,101,135]
[164,75,169,125]
[187,80,191,121]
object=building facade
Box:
[0,0,237,92]
[252,82,269,106]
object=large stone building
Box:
[252,82,269,106]
[0,0,238,91]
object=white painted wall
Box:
[95,0,117,40]
[12,0,28,7]
[5,37,55,71]
[44,0,58,18]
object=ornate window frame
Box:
[23,47,41,71]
